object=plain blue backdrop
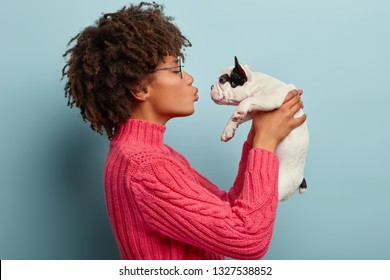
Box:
[1,0,389,259]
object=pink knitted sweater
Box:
[104,119,279,260]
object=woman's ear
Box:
[128,76,154,101]
[128,86,149,101]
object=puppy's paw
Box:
[232,110,247,122]
[221,126,236,142]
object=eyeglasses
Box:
[153,57,184,79]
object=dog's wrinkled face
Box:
[211,56,251,105]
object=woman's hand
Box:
[251,89,306,152]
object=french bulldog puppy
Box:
[211,57,309,201]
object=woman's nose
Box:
[184,71,194,85]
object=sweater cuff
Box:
[238,141,252,166]
[247,148,278,171]
[243,141,252,153]
[243,148,279,204]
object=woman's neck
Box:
[130,104,170,126]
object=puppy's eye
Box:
[219,74,230,84]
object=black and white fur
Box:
[211,57,309,201]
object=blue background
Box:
[1,0,389,259]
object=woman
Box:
[62,2,306,260]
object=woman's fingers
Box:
[283,91,296,103]
[284,94,301,110]
[292,114,307,128]
[290,100,304,114]
[283,89,303,103]
[284,89,306,125]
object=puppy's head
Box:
[211,56,251,105]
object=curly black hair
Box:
[62,2,191,139]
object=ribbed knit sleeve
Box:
[130,148,279,260]
[190,141,252,204]
[227,141,252,203]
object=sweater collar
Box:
[111,119,166,147]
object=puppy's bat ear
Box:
[233,56,247,82]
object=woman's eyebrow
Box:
[163,60,179,67]
[172,58,179,64]
[169,60,180,67]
